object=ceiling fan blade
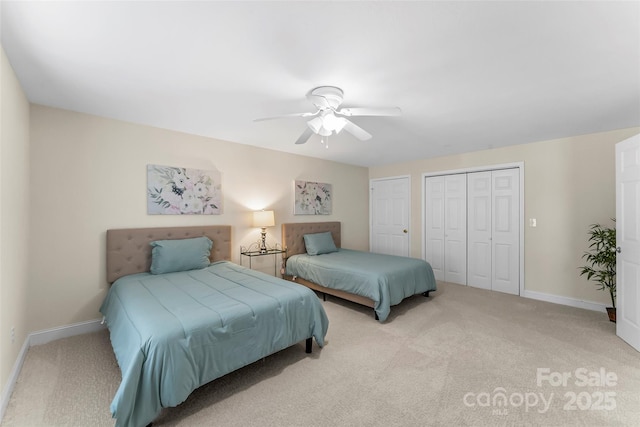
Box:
[342,119,372,141]
[294,127,315,145]
[337,107,402,117]
[254,111,318,122]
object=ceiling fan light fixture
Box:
[308,115,334,137]
[333,117,347,134]
[307,116,324,134]
[318,126,332,137]
[322,112,346,133]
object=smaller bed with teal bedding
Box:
[102,226,329,427]
[282,222,437,322]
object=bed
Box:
[282,222,437,322]
[100,226,329,427]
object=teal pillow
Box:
[150,236,212,274]
[303,232,338,256]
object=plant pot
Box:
[606,307,616,323]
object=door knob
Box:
[616,247,622,253]
[403,229,408,233]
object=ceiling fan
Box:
[254,86,401,146]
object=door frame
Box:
[421,162,525,295]
[369,175,411,254]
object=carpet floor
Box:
[2,281,639,426]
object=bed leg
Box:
[422,291,431,297]
[305,337,312,353]
[322,292,326,302]
[374,311,379,321]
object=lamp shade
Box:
[253,210,275,228]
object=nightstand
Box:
[240,247,286,276]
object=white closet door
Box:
[444,174,467,285]
[426,167,520,292]
[467,171,492,290]
[425,176,445,280]
[492,169,520,295]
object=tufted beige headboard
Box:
[106,225,232,283]
[282,222,341,259]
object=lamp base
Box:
[259,228,268,253]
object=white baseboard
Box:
[0,319,106,422]
[523,290,608,313]
[29,318,106,346]
[0,336,29,423]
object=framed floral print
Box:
[294,180,332,215]
[147,164,221,215]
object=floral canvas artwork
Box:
[147,165,221,215]
[294,180,332,215]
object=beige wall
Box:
[27,105,369,332]
[370,127,640,307]
[0,47,30,399]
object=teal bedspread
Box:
[286,249,436,322]
[100,261,329,427]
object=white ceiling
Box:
[2,1,639,167]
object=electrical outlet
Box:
[11,327,15,343]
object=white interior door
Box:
[616,134,640,352]
[425,176,445,280]
[491,169,520,295]
[371,176,410,256]
[467,171,492,290]
[444,174,467,285]
[467,169,520,294]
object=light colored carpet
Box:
[2,281,639,426]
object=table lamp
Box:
[253,210,275,253]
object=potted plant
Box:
[579,220,617,322]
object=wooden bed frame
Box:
[281,221,376,311]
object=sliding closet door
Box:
[467,171,492,290]
[492,168,520,295]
